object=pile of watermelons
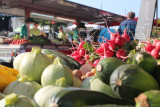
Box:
[1,47,160,107]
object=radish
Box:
[152,38,159,47]
[151,48,160,59]
[93,59,100,67]
[84,54,90,60]
[94,47,104,55]
[71,51,79,56]
[115,34,125,47]
[110,33,118,41]
[72,55,82,62]
[106,49,114,57]
[116,49,126,59]
[101,43,109,50]
[156,41,160,50]
[79,41,85,49]
[144,45,155,53]
[79,60,86,65]
[106,39,115,50]
[103,17,118,41]
[79,48,85,56]
[122,28,130,43]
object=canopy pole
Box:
[25,8,31,39]
[76,19,81,37]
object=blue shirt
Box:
[98,28,115,43]
[118,19,137,41]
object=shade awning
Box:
[0,0,126,24]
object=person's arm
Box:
[39,31,47,37]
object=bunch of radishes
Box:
[70,28,132,67]
[141,38,160,59]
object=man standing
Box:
[118,11,137,42]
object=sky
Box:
[68,0,159,18]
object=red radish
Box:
[103,18,118,42]
[152,39,159,46]
[156,41,160,50]
[110,33,118,41]
[93,59,100,67]
[79,41,85,49]
[94,47,104,54]
[144,45,155,53]
[71,51,79,56]
[100,55,107,60]
[84,54,90,60]
[141,40,152,46]
[79,60,86,65]
[116,49,126,59]
[106,49,114,57]
[72,55,82,61]
[151,48,160,59]
[101,43,109,50]
[115,35,125,47]
[106,39,115,50]
[79,48,85,56]
[121,28,130,43]
[86,72,94,78]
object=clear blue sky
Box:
[68,0,159,18]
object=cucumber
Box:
[42,49,81,70]
[46,88,133,107]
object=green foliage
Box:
[83,42,95,53]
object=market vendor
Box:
[58,26,67,42]
[30,22,47,37]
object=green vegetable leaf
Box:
[126,49,135,64]
[83,42,94,53]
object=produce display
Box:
[0,93,37,107]
[1,35,160,107]
[0,65,19,91]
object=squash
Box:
[33,85,63,107]
[0,93,4,100]
[13,47,52,83]
[42,49,81,70]
[80,76,117,98]
[3,80,41,98]
[135,90,160,107]
[132,51,158,74]
[0,65,19,91]
[0,93,37,107]
[46,88,133,107]
[110,64,159,101]
[41,57,73,87]
[96,57,126,84]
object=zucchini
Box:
[42,49,81,70]
[46,88,133,107]
[110,64,159,101]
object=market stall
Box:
[0,0,160,107]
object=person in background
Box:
[20,20,29,39]
[73,28,79,42]
[58,26,67,42]
[118,11,137,42]
[98,22,115,43]
[30,22,47,37]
